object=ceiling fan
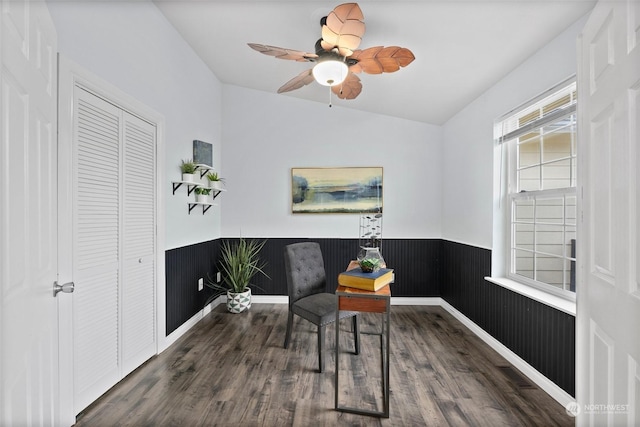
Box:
[248,2,415,101]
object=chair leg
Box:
[352,315,360,355]
[284,310,294,349]
[318,324,326,373]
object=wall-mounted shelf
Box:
[189,189,225,215]
[194,164,214,179]
[189,201,218,215]
[172,180,201,195]
[172,164,225,215]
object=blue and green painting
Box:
[291,167,383,214]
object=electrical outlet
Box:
[216,272,221,283]
[198,278,204,291]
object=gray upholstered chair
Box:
[283,242,360,372]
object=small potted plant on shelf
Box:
[194,187,211,203]
[180,159,197,182]
[205,237,269,313]
[206,172,225,191]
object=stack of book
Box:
[338,267,394,292]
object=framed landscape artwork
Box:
[291,167,383,214]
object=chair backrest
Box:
[284,242,327,306]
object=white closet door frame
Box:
[57,54,165,424]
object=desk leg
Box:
[334,298,340,411]
[383,297,390,416]
[334,295,391,418]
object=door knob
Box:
[53,281,75,297]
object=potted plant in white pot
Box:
[194,187,211,203]
[206,172,225,191]
[205,238,269,313]
[180,159,197,182]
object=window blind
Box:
[495,79,577,144]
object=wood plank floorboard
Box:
[74,304,573,426]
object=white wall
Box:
[47,0,440,251]
[46,1,587,250]
[47,0,223,250]
[441,14,589,252]
[221,85,443,239]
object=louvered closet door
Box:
[72,88,157,413]
[122,112,156,375]
[73,89,121,413]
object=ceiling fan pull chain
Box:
[329,86,333,108]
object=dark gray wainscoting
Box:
[166,238,575,398]
[440,240,575,397]
[253,238,442,298]
[165,240,220,335]
[165,238,440,334]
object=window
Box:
[495,78,577,298]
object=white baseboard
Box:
[160,295,283,350]
[250,295,288,304]
[160,296,224,351]
[391,297,442,305]
[440,299,575,407]
[160,295,574,407]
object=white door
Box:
[71,88,124,413]
[0,0,59,425]
[577,1,640,426]
[58,77,158,416]
[121,112,157,376]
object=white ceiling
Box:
[153,0,595,125]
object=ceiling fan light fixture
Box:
[249,3,414,100]
[312,60,348,86]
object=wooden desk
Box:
[334,283,391,418]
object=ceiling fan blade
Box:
[248,43,318,62]
[277,69,315,93]
[320,3,365,57]
[332,72,362,99]
[350,46,415,74]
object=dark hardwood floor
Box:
[75,304,573,426]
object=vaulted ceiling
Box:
[154,0,595,124]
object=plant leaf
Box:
[217,238,269,293]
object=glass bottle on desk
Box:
[357,247,385,273]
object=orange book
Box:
[338,268,393,292]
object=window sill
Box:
[484,276,576,317]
